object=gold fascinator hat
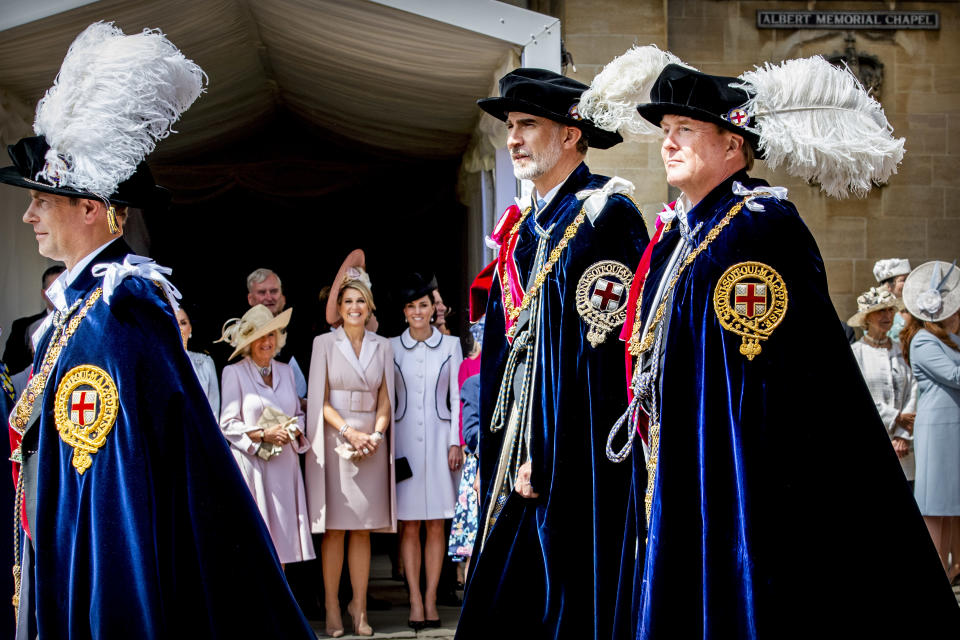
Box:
[847,287,903,327]
[218,304,292,360]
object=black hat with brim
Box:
[478,68,623,150]
[636,64,764,159]
[0,136,170,209]
[397,272,439,307]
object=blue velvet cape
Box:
[618,172,960,638]
[18,240,315,639]
[457,163,650,639]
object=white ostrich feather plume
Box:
[33,21,206,200]
[738,56,904,198]
[579,45,693,141]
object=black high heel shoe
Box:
[408,619,426,631]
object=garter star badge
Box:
[54,365,119,474]
[576,261,634,347]
[724,107,751,127]
[713,261,788,360]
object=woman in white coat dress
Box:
[391,273,463,629]
[219,305,315,566]
[306,261,395,638]
[849,288,917,483]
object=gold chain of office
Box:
[10,286,103,612]
[11,288,104,435]
[627,196,754,357]
[501,205,585,338]
[501,193,644,339]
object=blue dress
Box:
[911,329,960,515]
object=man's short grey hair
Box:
[246,268,282,293]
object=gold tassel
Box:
[11,564,19,609]
[106,205,121,235]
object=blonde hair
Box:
[338,279,376,313]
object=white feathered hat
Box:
[0,21,205,208]
[580,47,904,199]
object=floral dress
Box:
[448,362,481,560]
[448,453,479,559]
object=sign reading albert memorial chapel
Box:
[757,11,939,30]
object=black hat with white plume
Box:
[580,47,905,198]
[0,22,206,209]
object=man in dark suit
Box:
[3,265,64,373]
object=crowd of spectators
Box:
[851,257,960,585]
[181,253,471,635]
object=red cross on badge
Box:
[70,389,97,426]
[735,283,767,317]
[727,108,750,127]
[591,278,625,312]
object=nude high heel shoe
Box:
[325,604,344,638]
[347,601,373,636]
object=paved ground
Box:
[304,554,459,639]
[302,555,960,639]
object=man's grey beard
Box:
[511,136,563,181]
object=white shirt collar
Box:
[516,167,579,212]
[536,165,580,209]
[536,180,565,209]
[46,238,120,314]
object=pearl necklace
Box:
[863,333,892,349]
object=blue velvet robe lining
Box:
[20,240,315,639]
[458,163,649,639]
[621,172,960,639]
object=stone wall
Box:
[564,0,672,233]
[560,0,958,321]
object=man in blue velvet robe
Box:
[616,64,960,638]
[456,69,649,639]
[0,22,317,639]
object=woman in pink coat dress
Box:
[306,259,395,638]
[219,305,315,568]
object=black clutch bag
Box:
[395,456,413,482]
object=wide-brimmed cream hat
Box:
[847,287,903,327]
[218,304,292,360]
[902,260,960,323]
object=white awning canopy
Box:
[0,0,559,160]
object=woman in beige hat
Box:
[218,305,315,568]
[306,254,395,637]
[849,288,916,484]
[901,260,960,582]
